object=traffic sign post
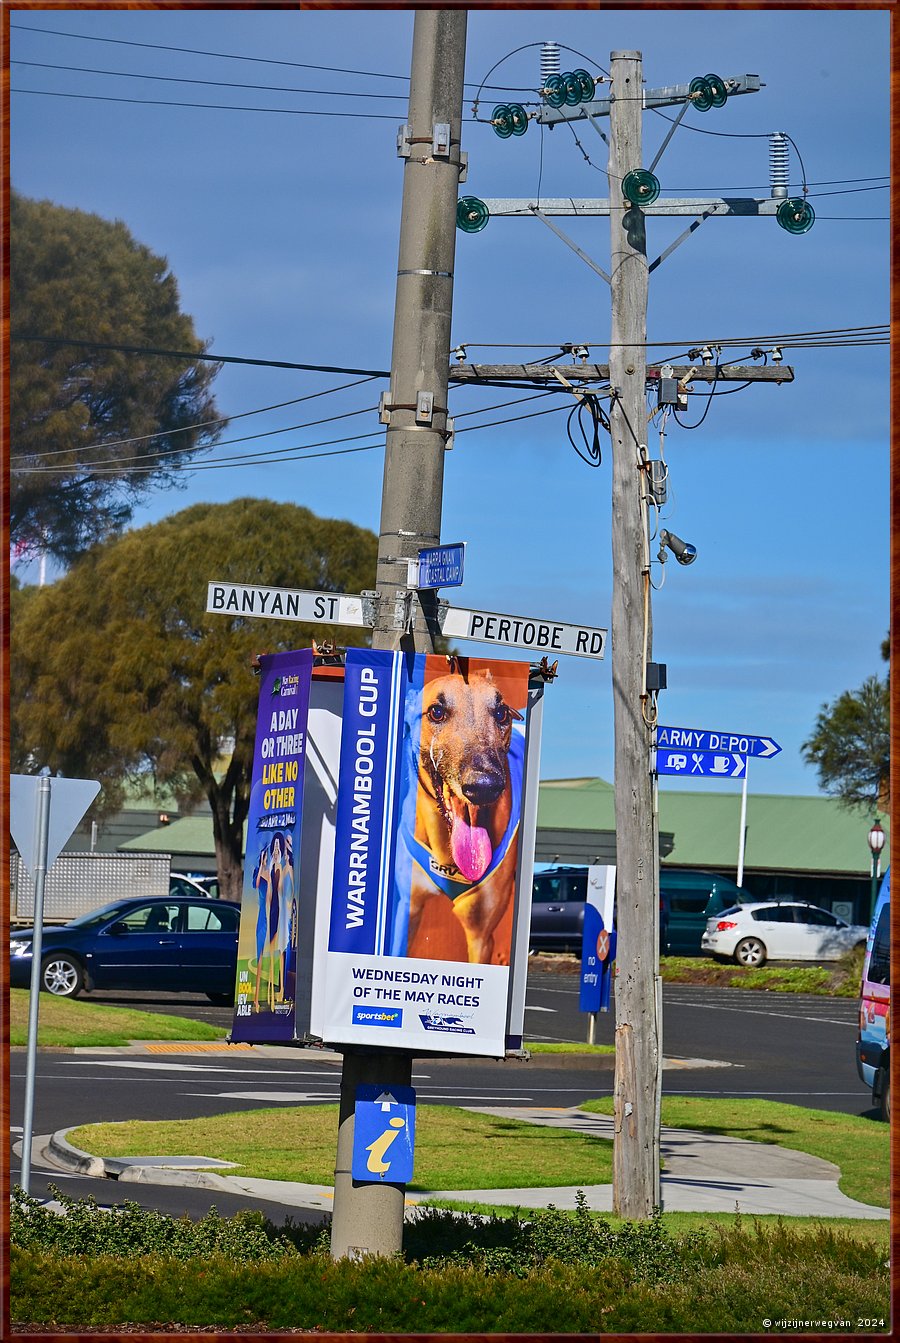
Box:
[652,726,782,895]
[10,773,101,1194]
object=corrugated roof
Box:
[537,779,890,876]
[122,779,890,878]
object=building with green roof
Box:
[112,775,889,926]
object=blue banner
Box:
[328,649,410,955]
[232,648,314,1042]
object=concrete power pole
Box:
[607,50,662,1218]
[329,8,467,1261]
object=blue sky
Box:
[9,6,890,814]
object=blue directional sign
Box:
[413,541,465,590]
[656,725,781,759]
[352,1084,416,1183]
[654,748,747,779]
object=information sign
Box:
[351,1084,416,1183]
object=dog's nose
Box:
[461,770,504,805]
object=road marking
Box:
[185,1091,338,1102]
[661,1000,856,1027]
[524,1005,557,1012]
[62,1061,343,1075]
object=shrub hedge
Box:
[11,1187,890,1333]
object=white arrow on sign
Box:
[756,738,780,758]
[375,1091,397,1111]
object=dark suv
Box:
[529,865,748,955]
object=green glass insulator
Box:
[776,197,815,235]
[509,103,529,136]
[492,104,514,138]
[689,76,713,112]
[705,74,728,108]
[563,72,582,106]
[573,69,595,102]
[622,169,661,206]
[456,197,490,233]
[544,74,566,108]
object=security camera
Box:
[657,529,697,566]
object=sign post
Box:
[10,772,101,1193]
[653,726,782,887]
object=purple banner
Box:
[231,648,313,1042]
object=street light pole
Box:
[867,819,885,920]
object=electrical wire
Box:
[11,332,391,377]
[11,58,416,101]
[9,21,532,93]
[10,87,407,120]
[18,378,380,461]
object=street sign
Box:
[207,582,367,628]
[351,1084,416,1183]
[10,775,101,879]
[207,581,607,660]
[408,542,465,590]
[440,604,606,660]
[656,725,781,759]
[654,748,747,779]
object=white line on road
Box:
[659,1000,856,1027]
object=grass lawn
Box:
[67,1104,614,1190]
[9,989,228,1048]
[581,1095,889,1209]
[525,1040,615,1055]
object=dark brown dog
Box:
[406,667,523,964]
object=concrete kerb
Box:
[44,1106,889,1221]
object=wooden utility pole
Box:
[329,8,467,1261]
[607,49,662,1218]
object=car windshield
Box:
[64,902,133,930]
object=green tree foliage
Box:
[10,499,376,898]
[11,192,224,564]
[802,674,890,811]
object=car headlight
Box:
[10,941,33,958]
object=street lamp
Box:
[867,819,885,920]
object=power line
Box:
[12,332,391,377]
[10,21,528,93]
[18,378,380,460]
[11,87,406,120]
[11,58,414,101]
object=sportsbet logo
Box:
[352,1005,403,1027]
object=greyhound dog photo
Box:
[400,660,526,965]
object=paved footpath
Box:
[42,1103,887,1221]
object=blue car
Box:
[9,895,240,1005]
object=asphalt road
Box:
[10,972,876,1222]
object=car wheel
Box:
[734,937,767,968]
[878,1064,890,1123]
[206,992,233,1006]
[41,954,84,998]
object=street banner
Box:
[580,865,616,1014]
[321,649,531,1055]
[232,648,314,1042]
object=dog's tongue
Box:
[450,807,493,882]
